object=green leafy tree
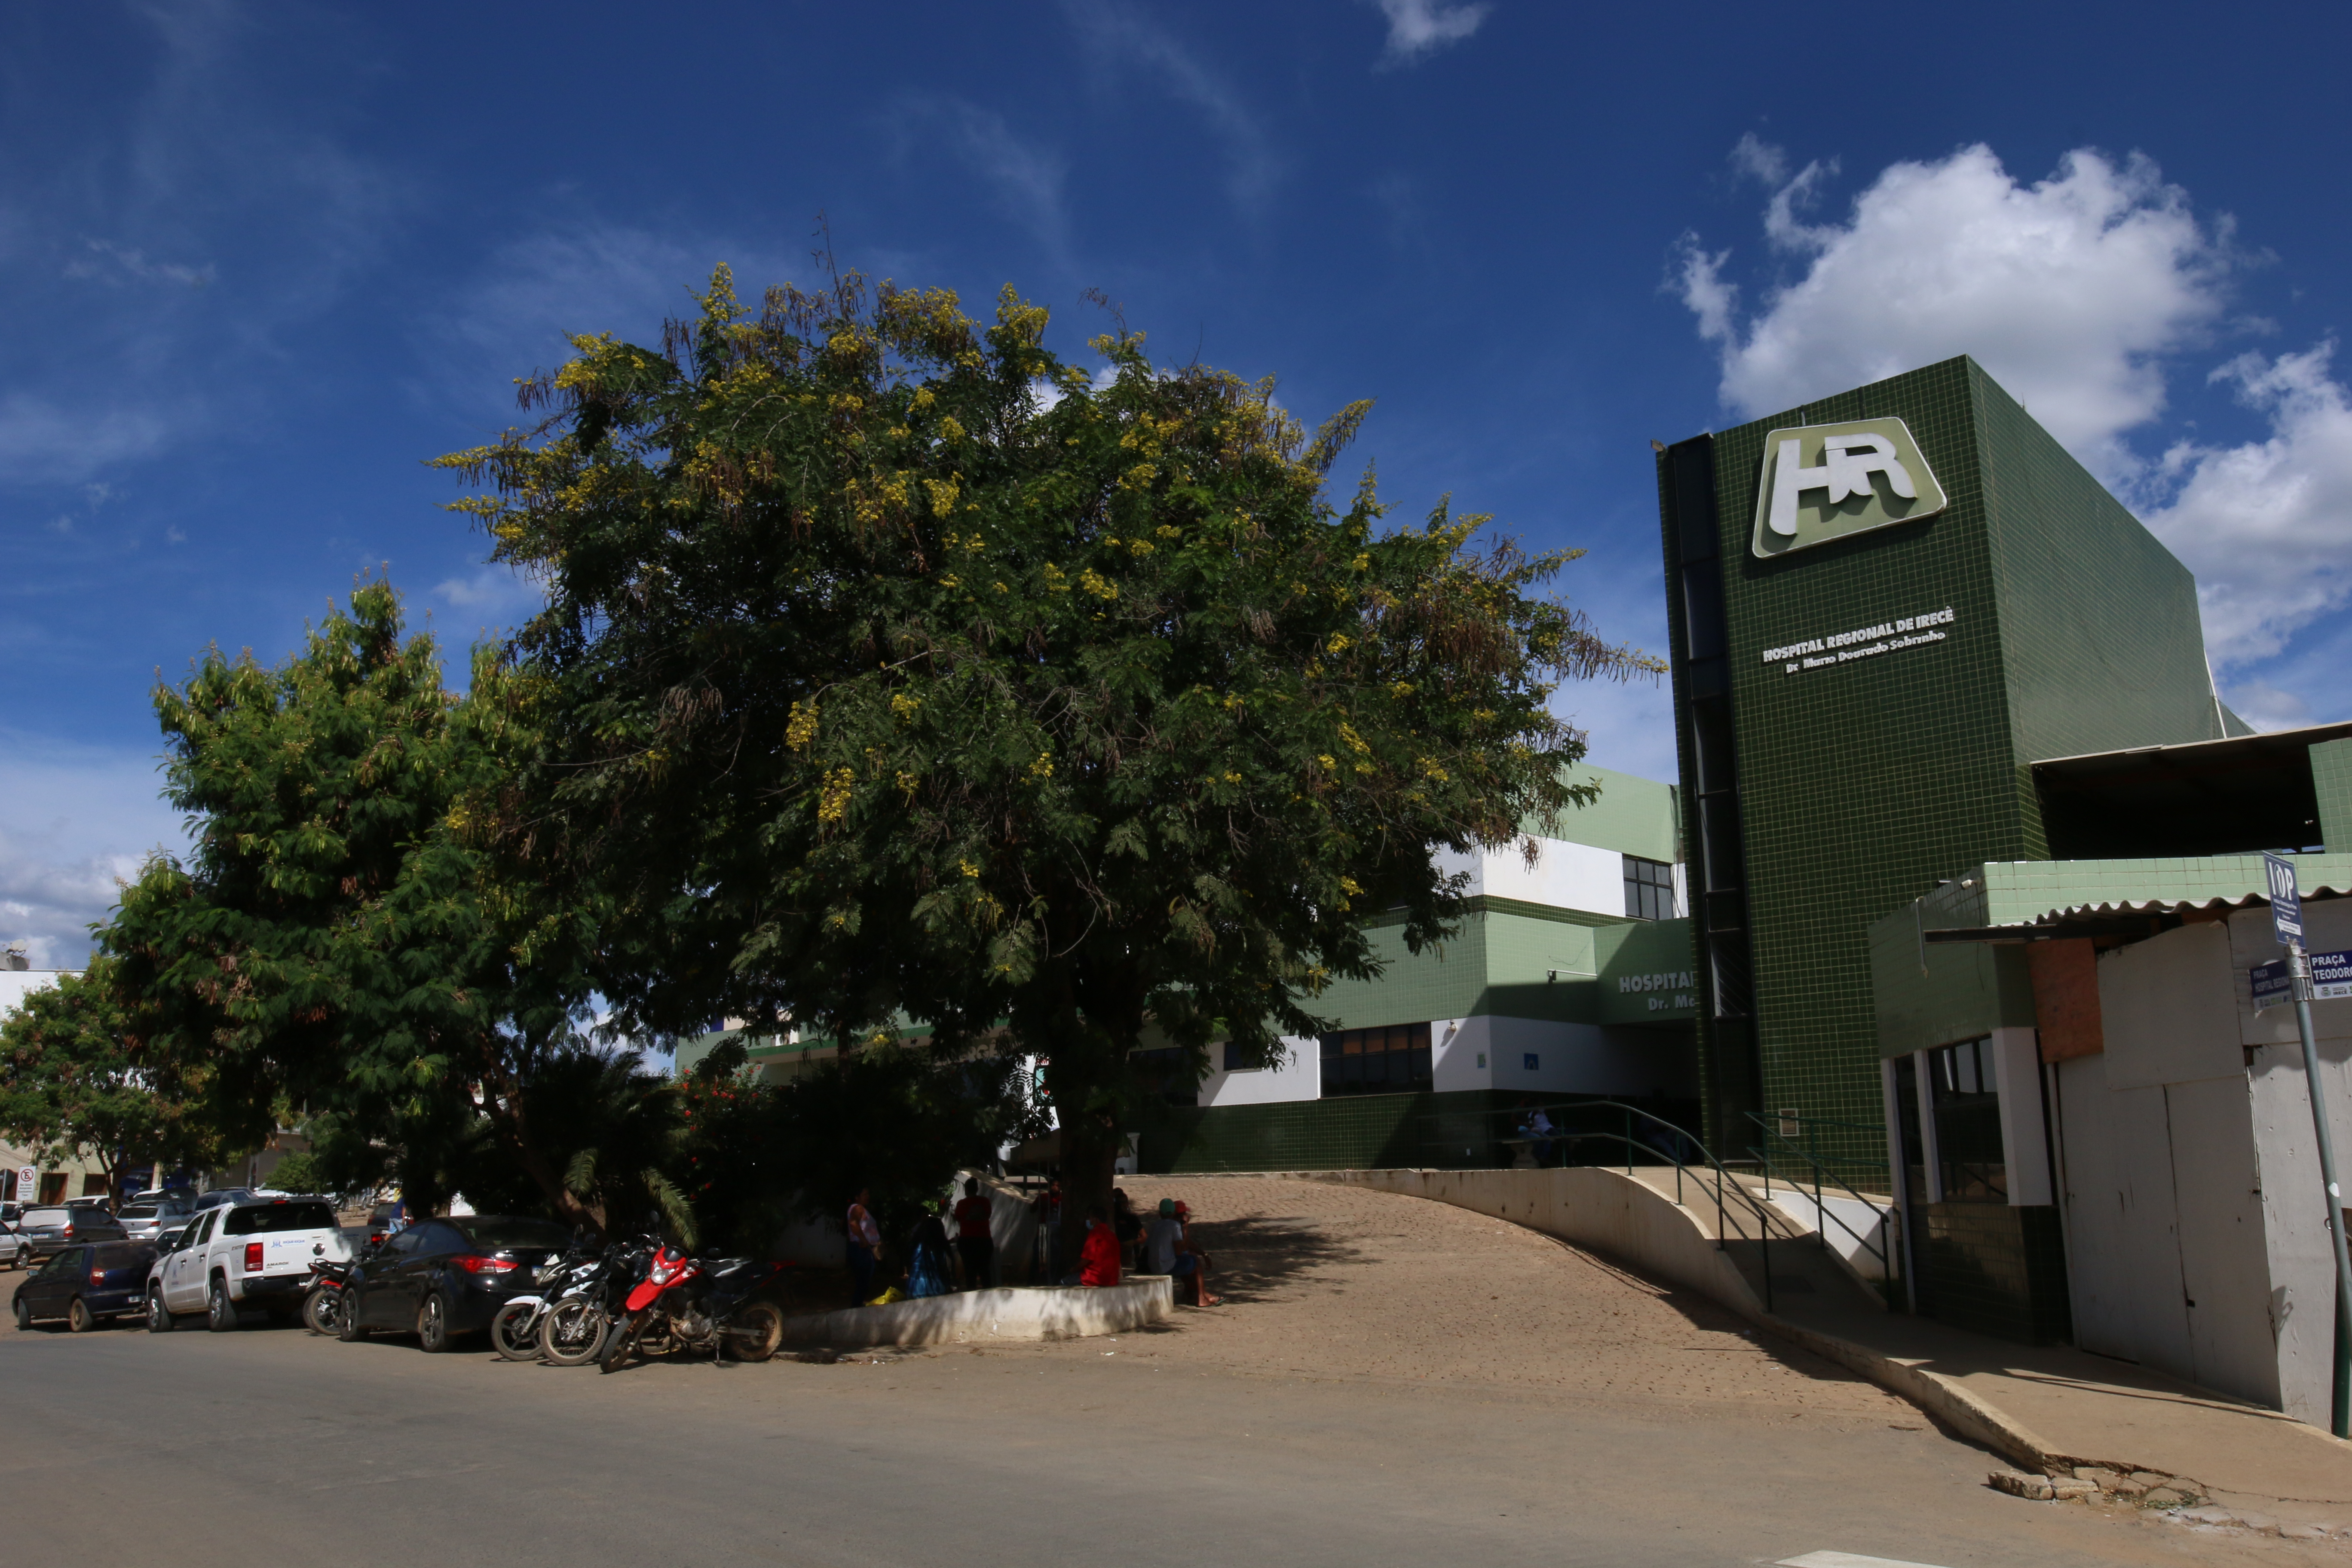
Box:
[0,958,224,1196]
[438,267,1657,1247]
[105,583,608,1224]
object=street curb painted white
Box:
[777,1276,1173,1348]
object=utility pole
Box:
[2267,852,2352,1439]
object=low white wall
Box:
[778,1277,1173,1348]
[1761,1191,1895,1282]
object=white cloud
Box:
[63,238,216,289]
[0,394,171,485]
[1674,140,2352,684]
[1676,144,2228,465]
[894,97,1069,254]
[2224,680,2312,732]
[0,733,184,969]
[432,564,546,630]
[2140,343,2352,665]
[1373,0,1491,66]
[1062,1,1281,211]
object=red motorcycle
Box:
[597,1243,784,1371]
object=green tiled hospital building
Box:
[1656,354,2239,1167]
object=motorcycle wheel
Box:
[721,1302,784,1363]
[538,1301,606,1366]
[597,1314,641,1375]
[489,1300,542,1362]
[302,1287,342,1337]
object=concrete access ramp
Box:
[778,1276,1173,1350]
[1302,1167,2352,1512]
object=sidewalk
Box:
[1622,1167,2352,1516]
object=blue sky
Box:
[5,0,2350,962]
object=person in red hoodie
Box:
[1077,1206,1121,1287]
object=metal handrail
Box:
[1421,1099,1804,1312]
[1741,1111,1901,1305]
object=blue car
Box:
[13,1241,158,1332]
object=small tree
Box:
[105,583,610,1224]
[439,267,1657,1247]
[0,959,223,1197]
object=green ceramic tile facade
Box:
[1139,1089,1517,1173]
[1546,763,1681,861]
[2313,739,2352,854]
[1676,357,2227,1167]
[1921,1202,2073,1345]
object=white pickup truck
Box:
[150,1195,351,1331]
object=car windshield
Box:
[221,1202,338,1235]
[459,1218,572,1253]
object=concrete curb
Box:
[778,1277,1173,1349]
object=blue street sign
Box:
[2253,950,2352,1011]
[2266,851,2305,946]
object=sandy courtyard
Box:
[1015,1173,1920,1421]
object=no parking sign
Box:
[14,1166,33,1203]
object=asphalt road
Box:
[0,1307,2306,1568]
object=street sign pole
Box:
[2269,851,2352,1439]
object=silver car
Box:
[117,1192,197,1243]
[0,1222,21,1270]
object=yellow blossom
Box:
[785,700,819,751]
[817,767,856,823]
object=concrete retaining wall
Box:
[778,1277,1172,1349]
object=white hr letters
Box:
[1766,431,1918,537]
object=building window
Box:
[1927,1037,2006,1202]
[1320,1022,1433,1097]
[1222,1041,1259,1072]
[1131,1046,1201,1106]
[1623,855,1674,920]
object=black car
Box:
[15,1205,129,1264]
[339,1215,573,1352]
[13,1241,158,1331]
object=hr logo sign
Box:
[1750,416,1947,557]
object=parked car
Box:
[13,1240,158,1331]
[117,1191,198,1243]
[15,1206,128,1264]
[190,1188,252,1214]
[1,1202,21,1226]
[151,1195,349,1331]
[0,1222,21,1270]
[339,1215,573,1352]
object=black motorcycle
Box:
[537,1236,655,1366]
[301,1238,384,1336]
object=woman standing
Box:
[845,1186,882,1305]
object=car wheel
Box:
[416,1290,452,1353]
[147,1289,174,1334]
[67,1296,93,1333]
[12,1295,31,1331]
[337,1289,370,1342]
[206,1278,238,1333]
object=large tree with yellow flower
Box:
[438,267,1656,1246]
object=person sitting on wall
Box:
[1075,1206,1121,1288]
[1170,1200,1220,1306]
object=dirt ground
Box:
[1017,1173,1923,1419]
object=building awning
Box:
[2030,720,2352,859]
[1926,887,2350,945]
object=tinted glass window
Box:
[23,1209,68,1228]
[459,1218,571,1253]
[44,1248,85,1277]
[406,1222,468,1255]
[193,1212,220,1244]
[119,1203,160,1220]
[381,1228,425,1256]
[222,1203,337,1236]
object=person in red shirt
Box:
[1077,1206,1121,1287]
[951,1177,996,1290]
